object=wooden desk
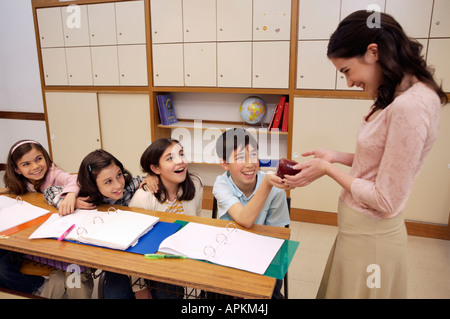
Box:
[0,193,290,299]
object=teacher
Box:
[284,10,447,298]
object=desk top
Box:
[0,193,290,299]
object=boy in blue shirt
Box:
[213,128,290,299]
[213,128,290,228]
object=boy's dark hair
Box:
[77,149,132,206]
[140,138,200,203]
[215,128,259,162]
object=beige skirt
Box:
[316,200,408,299]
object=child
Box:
[212,128,290,298]
[2,140,81,215]
[129,138,203,298]
[213,128,290,228]
[0,139,91,296]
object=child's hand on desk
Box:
[58,192,77,215]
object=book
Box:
[157,93,178,125]
[158,222,284,275]
[0,195,51,234]
[281,101,289,132]
[269,96,286,131]
[29,208,159,251]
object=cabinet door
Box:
[253,41,290,88]
[150,0,183,43]
[430,0,450,38]
[45,92,101,173]
[253,0,291,41]
[183,0,216,42]
[340,0,385,20]
[297,41,336,89]
[217,0,252,41]
[41,48,68,86]
[217,42,252,88]
[98,93,151,176]
[65,47,93,86]
[298,0,340,40]
[184,42,216,87]
[117,45,148,86]
[87,3,117,45]
[61,4,90,47]
[152,43,184,86]
[36,7,64,48]
[91,46,119,86]
[115,0,146,45]
[290,98,367,212]
[427,39,450,92]
[385,0,433,38]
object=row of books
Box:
[267,95,289,132]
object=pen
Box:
[58,224,75,242]
[145,254,186,260]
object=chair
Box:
[211,196,291,299]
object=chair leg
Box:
[284,271,288,299]
[97,271,106,299]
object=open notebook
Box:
[158,222,284,275]
[0,195,50,233]
[29,208,159,251]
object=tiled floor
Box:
[1,215,449,299]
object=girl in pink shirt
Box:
[285,11,447,298]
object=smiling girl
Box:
[2,140,81,215]
[129,138,203,216]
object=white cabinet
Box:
[118,45,148,86]
[430,0,450,38]
[45,92,101,173]
[253,0,291,41]
[183,0,216,42]
[115,0,146,44]
[150,0,183,43]
[217,42,252,88]
[290,97,367,213]
[91,46,119,86]
[87,3,117,46]
[253,41,290,88]
[184,42,216,87]
[65,47,93,86]
[36,7,64,48]
[152,43,184,86]
[427,39,450,92]
[217,0,252,41]
[297,41,335,89]
[298,0,340,40]
[41,48,68,85]
[61,4,90,47]
[385,0,433,38]
[98,93,151,176]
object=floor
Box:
[1,213,449,299]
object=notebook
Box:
[0,195,50,233]
[29,208,159,251]
[158,222,284,275]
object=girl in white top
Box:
[129,138,203,216]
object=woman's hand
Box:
[283,158,329,187]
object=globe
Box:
[239,96,267,125]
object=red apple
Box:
[276,158,301,178]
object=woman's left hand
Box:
[283,158,329,187]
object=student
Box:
[283,11,446,299]
[212,128,290,298]
[0,140,92,296]
[129,138,203,298]
[74,149,150,299]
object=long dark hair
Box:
[140,138,200,203]
[77,149,132,206]
[4,140,53,194]
[327,10,447,115]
